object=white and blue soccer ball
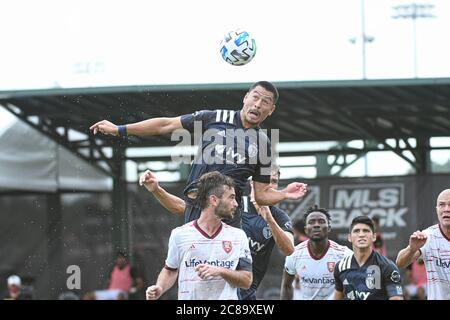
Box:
[219,29,256,66]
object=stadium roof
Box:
[1,77,449,152]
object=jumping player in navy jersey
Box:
[334,216,403,300]
[140,167,295,300]
[90,81,307,227]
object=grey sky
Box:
[1,0,449,90]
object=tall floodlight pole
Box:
[392,3,436,78]
[350,0,374,79]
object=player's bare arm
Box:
[253,181,307,206]
[334,290,344,300]
[140,170,185,215]
[396,230,427,268]
[280,271,295,300]
[90,116,183,136]
[252,201,294,256]
[146,267,178,300]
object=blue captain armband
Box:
[117,125,127,137]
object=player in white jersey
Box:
[146,172,252,300]
[281,205,352,300]
[397,189,450,300]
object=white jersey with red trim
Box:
[165,220,252,300]
[420,224,450,300]
[285,240,353,300]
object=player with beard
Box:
[146,171,252,300]
[140,167,295,300]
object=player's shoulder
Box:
[372,251,398,270]
[336,252,354,272]
[270,206,291,222]
[171,221,196,235]
[329,240,352,253]
[423,224,439,235]
[293,240,309,253]
[270,205,289,217]
[222,223,247,237]
[214,109,239,123]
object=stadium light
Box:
[349,0,375,79]
[392,3,436,78]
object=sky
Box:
[1,0,449,180]
[1,0,449,90]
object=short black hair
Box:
[292,218,305,232]
[303,204,331,223]
[349,215,375,233]
[196,171,235,210]
[249,81,279,104]
[117,251,128,259]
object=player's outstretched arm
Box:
[252,201,294,256]
[396,230,427,268]
[280,271,295,300]
[253,181,307,206]
[90,116,183,136]
[139,170,185,215]
[146,267,178,300]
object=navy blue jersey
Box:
[238,196,292,300]
[180,109,272,201]
[334,251,403,300]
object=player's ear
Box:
[243,92,249,103]
[268,104,276,116]
[347,234,352,243]
[209,194,218,207]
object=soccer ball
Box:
[219,29,256,66]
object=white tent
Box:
[0,112,112,192]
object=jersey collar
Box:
[438,224,450,242]
[307,240,330,260]
[194,220,223,239]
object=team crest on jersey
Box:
[365,272,376,289]
[222,241,233,253]
[327,262,335,273]
[248,143,258,158]
[263,226,272,239]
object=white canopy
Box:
[0,115,112,192]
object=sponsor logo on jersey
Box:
[396,285,403,295]
[222,241,233,253]
[436,258,450,269]
[184,258,235,269]
[301,276,335,285]
[346,290,370,300]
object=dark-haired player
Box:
[91,81,307,228]
[281,205,352,300]
[140,167,295,300]
[334,216,403,300]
